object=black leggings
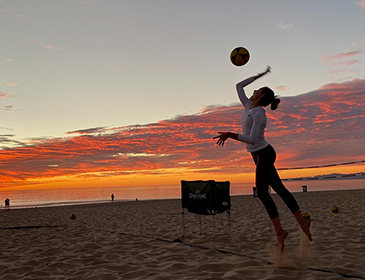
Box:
[251,145,299,219]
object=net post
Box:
[199,215,202,235]
[227,209,231,237]
[213,214,216,239]
[182,209,185,237]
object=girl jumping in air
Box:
[214,66,312,250]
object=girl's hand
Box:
[254,66,271,80]
[213,132,230,146]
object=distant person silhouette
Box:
[5,198,10,207]
[214,66,312,250]
[111,194,114,202]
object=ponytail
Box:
[270,97,280,110]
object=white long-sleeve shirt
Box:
[236,77,269,152]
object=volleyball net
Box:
[277,160,365,171]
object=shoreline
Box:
[2,188,364,210]
[1,178,364,209]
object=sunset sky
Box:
[1,1,364,191]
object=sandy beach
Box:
[0,189,364,280]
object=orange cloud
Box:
[0,79,364,190]
[0,91,9,98]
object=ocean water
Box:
[0,179,364,209]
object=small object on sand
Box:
[331,206,339,213]
[70,214,77,220]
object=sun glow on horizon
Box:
[1,163,363,192]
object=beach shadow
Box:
[0,225,62,230]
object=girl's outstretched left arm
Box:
[213,132,238,146]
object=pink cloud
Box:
[336,60,359,66]
[352,39,365,46]
[321,50,361,64]
[6,82,18,87]
[0,91,9,98]
[330,69,345,74]
[274,85,288,91]
[0,79,364,187]
[40,44,62,51]
[359,0,365,9]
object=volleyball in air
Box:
[230,47,250,66]
[70,214,77,220]
[331,206,339,213]
[302,212,311,221]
